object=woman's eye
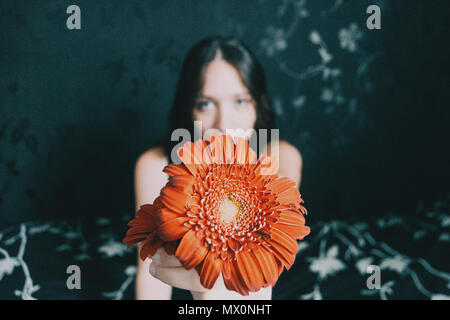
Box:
[236,98,249,107]
[197,101,213,110]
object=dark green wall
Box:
[1,0,449,227]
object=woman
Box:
[134,36,303,299]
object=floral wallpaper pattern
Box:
[1,0,448,300]
[1,197,449,299]
[1,0,391,224]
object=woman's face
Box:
[192,58,257,138]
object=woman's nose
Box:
[214,105,233,133]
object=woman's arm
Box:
[265,139,303,186]
[134,147,173,300]
[133,141,300,300]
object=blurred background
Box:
[0,0,449,299]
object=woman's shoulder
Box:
[134,146,171,208]
[266,139,303,185]
[279,139,302,161]
[135,146,169,172]
[266,139,302,162]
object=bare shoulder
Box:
[134,146,170,207]
[134,146,169,179]
[267,139,302,164]
[279,140,302,164]
[266,139,303,185]
[136,146,168,168]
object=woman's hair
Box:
[157,35,275,162]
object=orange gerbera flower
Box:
[123,134,310,295]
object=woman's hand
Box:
[149,248,272,300]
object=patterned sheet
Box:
[1,197,449,300]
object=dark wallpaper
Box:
[1,0,448,226]
[0,0,449,300]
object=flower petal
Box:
[209,134,225,164]
[248,146,258,164]
[276,224,310,240]
[266,242,295,270]
[168,174,196,194]
[152,196,164,209]
[184,243,208,270]
[163,163,191,177]
[235,137,249,164]
[222,135,235,164]
[251,246,278,286]
[276,187,301,205]
[139,233,162,260]
[227,237,240,251]
[175,229,203,268]
[177,142,204,176]
[236,248,265,292]
[275,209,310,239]
[250,173,269,189]
[158,217,190,241]
[193,139,211,177]
[128,204,156,226]
[157,208,182,225]
[266,177,296,194]
[199,251,222,289]
[223,260,250,296]
[199,140,213,166]
[123,233,147,248]
[163,240,178,255]
[124,224,154,237]
[255,154,278,176]
[160,186,189,214]
[123,204,157,248]
[278,209,305,225]
[270,227,298,254]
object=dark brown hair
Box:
[158,35,275,162]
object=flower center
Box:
[218,196,242,224]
